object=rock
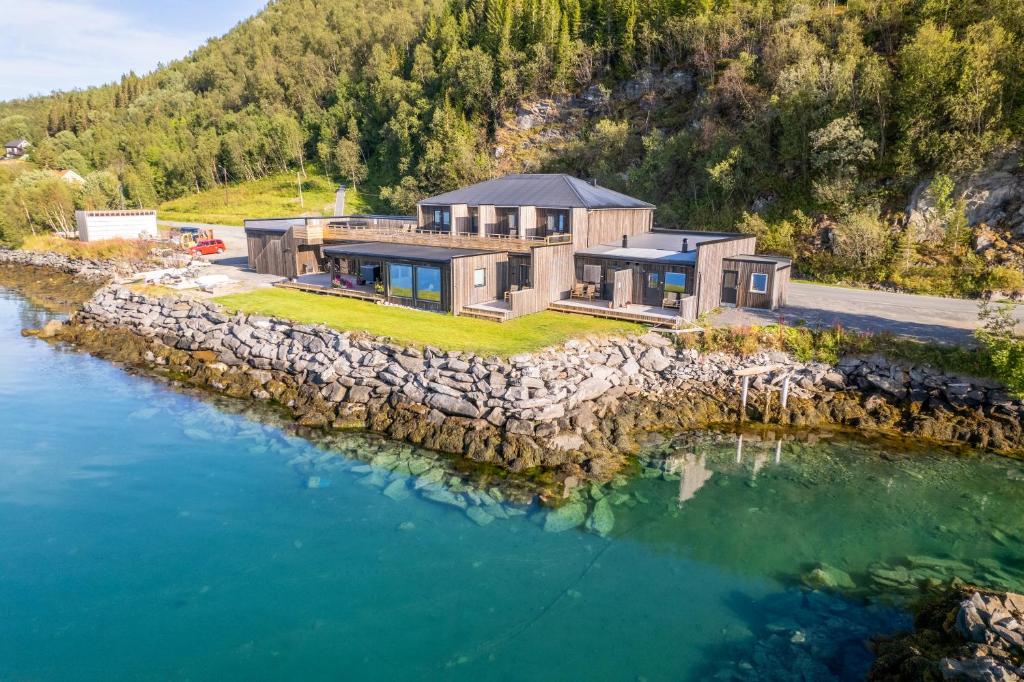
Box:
[957,594,990,643]
[639,348,671,372]
[36,319,64,339]
[574,377,612,403]
[586,498,615,537]
[382,479,411,501]
[426,393,480,418]
[802,564,856,591]
[465,506,495,526]
[543,501,587,532]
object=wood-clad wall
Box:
[509,243,574,318]
[478,204,496,237]
[246,227,321,277]
[693,236,757,314]
[450,252,509,315]
[451,203,469,235]
[519,206,536,238]
[611,268,633,308]
[580,208,654,247]
[721,258,790,310]
[570,207,588,247]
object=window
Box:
[647,272,660,288]
[582,264,602,283]
[389,263,413,298]
[664,272,687,294]
[750,272,769,294]
[429,206,451,231]
[415,266,442,302]
[473,267,486,288]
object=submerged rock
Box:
[802,564,856,591]
[543,501,587,532]
[585,498,615,537]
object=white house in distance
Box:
[4,139,30,159]
[53,169,85,184]
[76,209,158,242]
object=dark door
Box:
[721,270,739,306]
[643,269,662,306]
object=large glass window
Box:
[415,266,442,302]
[647,272,660,288]
[389,263,413,298]
[750,272,769,294]
[664,272,687,294]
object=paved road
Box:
[714,282,1024,345]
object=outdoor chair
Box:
[662,292,681,309]
[571,283,586,299]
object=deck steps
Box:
[275,281,382,302]
[458,307,508,323]
[548,301,680,326]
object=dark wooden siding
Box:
[721,257,789,310]
[246,227,321,277]
[574,255,695,305]
[693,236,757,314]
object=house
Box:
[53,169,85,184]
[4,139,29,159]
[243,174,790,325]
[76,210,158,242]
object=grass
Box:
[685,323,996,380]
[20,234,158,261]
[158,166,382,226]
[213,287,644,356]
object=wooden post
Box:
[740,375,749,416]
[781,375,791,409]
[764,389,772,422]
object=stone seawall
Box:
[48,285,1023,483]
[0,247,138,280]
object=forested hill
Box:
[2,0,1024,295]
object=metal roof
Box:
[724,253,793,267]
[323,242,494,263]
[4,139,28,147]
[418,174,655,210]
[578,230,752,263]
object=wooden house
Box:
[243,174,790,326]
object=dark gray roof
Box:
[5,139,28,147]
[323,242,494,263]
[418,174,655,210]
[579,230,754,264]
[724,253,793,267]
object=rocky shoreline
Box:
[26,283,1019,486]
[869,587,1024,680]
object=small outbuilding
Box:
[720,254,791,310]
[4,139,29,159]
[76,210,158,242]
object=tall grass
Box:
[20,234,158,262]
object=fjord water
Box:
[2,288,1024,682]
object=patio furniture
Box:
[662,292,681,309]
[583,283,598,300]
[571,283,586,299]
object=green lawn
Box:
[214,288,644,356]
[158,167,380,226]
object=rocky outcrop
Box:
[44,285,1024,485]
[869,587,1024,681]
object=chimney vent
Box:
[622,234,628,248]
[682,238,689,252]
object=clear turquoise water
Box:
[2,288,1023,681]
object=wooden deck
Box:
[275,280,383,302]
[461,300,511,322]
[323,226,570,253]
[548,298,682,326]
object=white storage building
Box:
[76,210,158,242]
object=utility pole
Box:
[297,171,304,209]
[221,166,228,206]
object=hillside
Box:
[2,0,1023,296]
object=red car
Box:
[188,239,226,256]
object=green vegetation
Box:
[680,320,1013,391]
[976,302,1024,396]
[20,234,158,262]
[158,167,381,226]
[213,287,642,355]
[1,0,1022,298]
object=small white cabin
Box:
[76,210,158,242]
